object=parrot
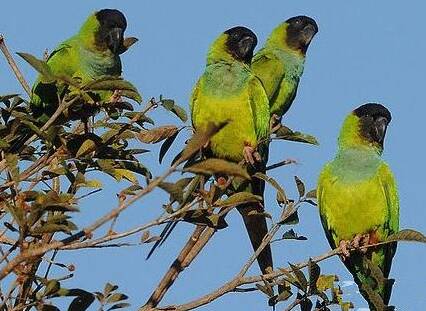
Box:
[30,8,129,121]
[317,103,399,310]
[251,15,318,121]
[189,26,272,274]
[144,26,274,273]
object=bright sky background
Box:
[1,1,425,310]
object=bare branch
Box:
[0,34,31,96]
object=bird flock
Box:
[27,8,399,310]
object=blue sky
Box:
[1,1,425,310]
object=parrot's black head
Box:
[285,16,318,54]
[353,103,392,149]
[95,9,127,54]
[224,26,258,64]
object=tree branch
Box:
[0,161,180,281]
[0,34,31,96]
[140,204,235,310]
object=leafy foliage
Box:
[0,41,422,311]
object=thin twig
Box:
[0,34,31,96]
[140,204,236,311]
[0,161,180,281]
[283,298,301,311]
[141,225,207,310]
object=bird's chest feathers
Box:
[325,149,387,240]
[330,149,381,183]
[203,63,250,98]
[275,49,304,84]
[79,47,121,78]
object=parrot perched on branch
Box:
[317,103,399,310]
[31,8,131,121]
[252,15,318,121]
[189,26,272,274]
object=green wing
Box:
[377,162,399,277]
[248,76,270,144]
[189,78,201,128]
[31,40,78,116]
[251,52,285,103]
[236,75,271,275]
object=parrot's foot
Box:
[351,233,370,254]
[216,176,227,186]
[270,114,282,133]
[109,90,122,103]
[339,240,351,259]
[243,145,261,165]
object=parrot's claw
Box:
[339,240,351,260]
[216,176,227,186]
[351,233,370,254]
[243,145,260,165]
[109,90,122,104]
[270,114,282,133]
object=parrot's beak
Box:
[374,116,388,145]
[237,35,256,62]
[107,27,124,54]
[301,23,318,46]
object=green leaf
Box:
[106,293,128,303]
[275,125,319,145]
[5,153,19,181]
[76,139,97,158]
[214,192,262,208]
[104,283,118,295]
[308,259,320,294]
[43,280,60,297]
[159,181,186,203]
[255,283,274,297]
[17,52,55,83]
[161,98,188,122]
[184,158,250,180]
[300,296,313,311]
[279,206,299,225]
[159,130,179,163]
[294,176,305,197]
[67,290,95,311]
[83,76,142,103]
[182,209,227,229]
[253,172,288,204]
[386,229,426,243]
[0,139,10,149]
[111,169,138,183]
[178,121,228,163]
[339,302,354,311]
[138,125,179,144]
[316,275,336,292]
[41,305,60,311]
[305,189,317,199]
[107,303,131,310]
[282,229,307,241]
[273,285,292,303]
[289,263,308,292]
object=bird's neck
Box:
[202,62,251,97]
[79,45,121,77]
[331,147,382,182]
[266,46,305,78]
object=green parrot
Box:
[31,8,129,121]
[317,103,399,310]
[251,16,318,120]
[190,26,272,274]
